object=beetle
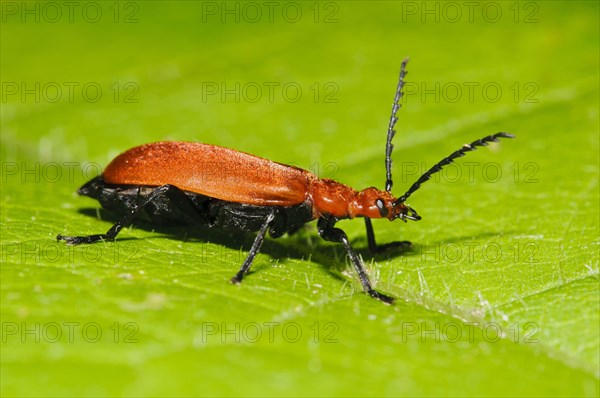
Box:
[57,58,514,303]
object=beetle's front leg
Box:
[318,216,394,304]
[364,218,412,254]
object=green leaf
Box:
[1,2,598,396]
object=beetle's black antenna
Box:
[396,132,515,204]
[385,57,409,192]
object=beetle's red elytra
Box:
[103,141,309,207]
[58,58,514,304]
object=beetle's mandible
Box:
[57,58,514,304]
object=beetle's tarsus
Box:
[56,233,111,245]
[368,289,395,304]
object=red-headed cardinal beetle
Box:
[58,58,514,303]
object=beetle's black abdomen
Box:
[207,200,312,238]
[78,177,313,237]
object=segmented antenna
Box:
[385,57,410,192]
[396,132,515,204]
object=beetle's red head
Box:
[351,187,421,222]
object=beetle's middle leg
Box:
[230,211,276,284]
[318,216,394,304]
[364,218,412,254]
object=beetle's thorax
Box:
[308,180,394,219]
[308,179,356,218]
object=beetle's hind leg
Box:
[318,216,394,304]
[57,184,191,245]
[364,218,412,254]
[230,211,276,284]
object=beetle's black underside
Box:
[79,176,313,239]
[67,176,397,303]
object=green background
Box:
[1,1,598,396]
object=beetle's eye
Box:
[376,199,388,217]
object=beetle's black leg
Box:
[318,216,394,304]
[57,184,184,245]
[364,217,412,254]
[230,211,276,284]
